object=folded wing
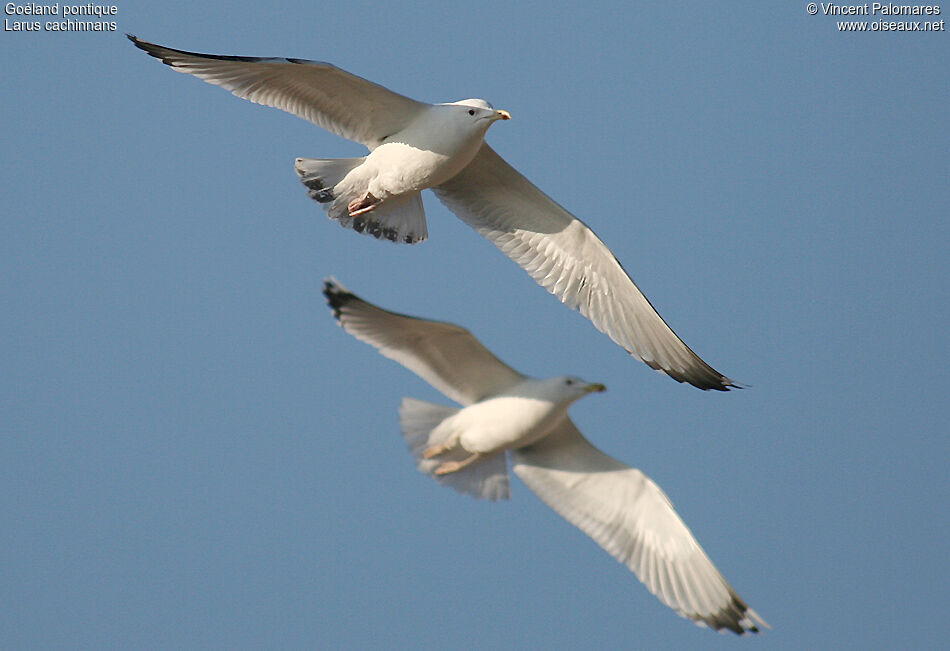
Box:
[511,420,766,633]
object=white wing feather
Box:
[323,279,525,405]
[435,144,736,391]
[132,38,738,390]
[128,36,427,149]
[511,420,767,633]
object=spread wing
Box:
[511,420,767,633]
[323,279,525,405]
[435,144,736,391]
[129,35,427,149]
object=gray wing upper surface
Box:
[435,144,736,391]
[511,420,766,633]
[323,279,525,405]
[132,37,736,390]
[128,35,427,149]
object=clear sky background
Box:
[2,2,947,649]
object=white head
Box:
[529,375,607,406]
[439,98,511,134]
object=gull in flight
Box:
[322,278,767,634]
[129,36,738,391]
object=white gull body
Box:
[323,278,768,634]
[130,36,737,391]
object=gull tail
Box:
[398,398,509,501]
[295,157,362,205]
[295,157,429,244]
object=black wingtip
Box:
[639,348,742,391]
[657,366,742,392]
[689,369,745,392]
[127,34,172,63]
[688,364,742,391]
[708,377,744,392]
[128,36,302,66]
[126,34,151,52]
[322,278,353,320]
[126,34,152,56]
[701,593,767,635]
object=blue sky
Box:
[2,2,947,649]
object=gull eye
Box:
[565,378,574,385]
[468,109,475,116]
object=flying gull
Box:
[129,36,738,391]
[322,278,767,634]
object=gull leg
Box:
[423,432,460,459]
[434,453,481,475]
[348,191,379,216]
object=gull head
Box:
[442,98,511,133]
[527,375,607,406]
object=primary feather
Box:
[131,36,738,390]
[323,279,766,634]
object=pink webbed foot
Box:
[348,191,380,216]
[433,454,481,475]
[423,443,452,459]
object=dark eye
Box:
[565,378,574,385]
[468,109,475,116]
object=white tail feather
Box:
[399,397,509,501]
[294,157,363,204]
[295,157,429,244]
